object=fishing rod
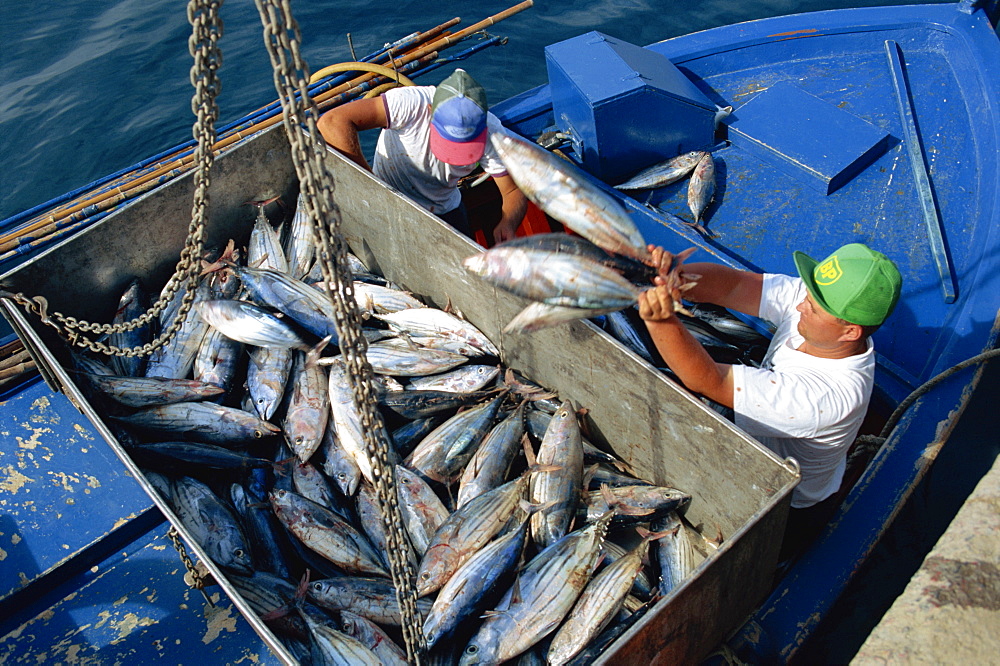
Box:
[0,1,532,256]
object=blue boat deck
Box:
[494,4,1000,406]
[0,375,281,663]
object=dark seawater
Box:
[0,0,942,221]
[2,1,993,664]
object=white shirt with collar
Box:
[732,273,875,508]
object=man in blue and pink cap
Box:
[318,68,527,243]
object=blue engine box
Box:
[545,31,717,184]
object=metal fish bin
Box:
[0,125,798,665]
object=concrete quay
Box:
[852,446,1000,665]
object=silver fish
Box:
[292,457,343,518]
[655,512,704,595]
[686,303,771,345]
[490,132,650,261]
[78,373,225,408]
[423,515,530,649]
[456,401,527,508]
[284,351,330,462]
[230,481,293,580]
[355,480,414,571]
[307,576,433,626]
[598,539,654,599]
[396,464,450,555]
[415,475,529,597]
[246,344,293,420]
[145,279,212,380]
[299,610,382,666]
[460,512,614,665]
[317,280,426,314]
[405,393,506,485]
[320,424,361,497]
[463,247,641,310]
[582,484,691,526]
[363,342,469,377]
[108,278,152,377]
[503,301,622,334]
[547,532,658,666]
[374,308,499,357]
[686,151,717,235]
[338,610,408,666]
[326,357,375,484]
[194,326,244,393]
[283,192,316,280]
[406,364,500,393]
[530,400,585,549]
[196,299,309,350]
[269,488,388,576]
[113,401,280,445]
[601,308,657,364]
[170,475,253,575]
[247,200,289,273]
[615,151,706,191]
[233,265,340,342]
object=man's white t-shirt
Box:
[373,86,509,215]
[731,274,875,508]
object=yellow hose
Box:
[309,61,415,86]
[364,82,403,99]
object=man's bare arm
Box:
[316,97,389,171]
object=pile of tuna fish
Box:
[65,199,723,665]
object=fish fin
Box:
[582,464,600,489]
[521,434,537,467]
[599,483,617,509]
[294,569,311,602]
[303,336,333,368]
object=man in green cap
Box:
[317,68,527,243]
[638,242,902,559]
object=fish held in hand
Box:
[464,247,641,310]
[490,133,650,261]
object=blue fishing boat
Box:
[485,1,1000,661]
[1,1,998,664]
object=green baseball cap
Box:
[793,243,902,326]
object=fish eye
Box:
[254,430,265,439]
[311,582,322,591]
[234,549,246,559]
[465,645,479,655]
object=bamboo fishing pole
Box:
[1,1,533,252]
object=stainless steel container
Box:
[1,125,798,665]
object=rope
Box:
[854,346,1000,453]
[0,0,223,360]
[253,0,426,661]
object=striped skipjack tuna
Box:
[66,201,738,665]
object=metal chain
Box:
[253,0,426,661]
[167,525,215,606]
[1,0,223,361]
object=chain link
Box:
[167,525,215,606]
[253,0,426,660]
[1,0,223,361]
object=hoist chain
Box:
[167,525,216,607]
[253,0,426,662]
[0,0,223,361]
